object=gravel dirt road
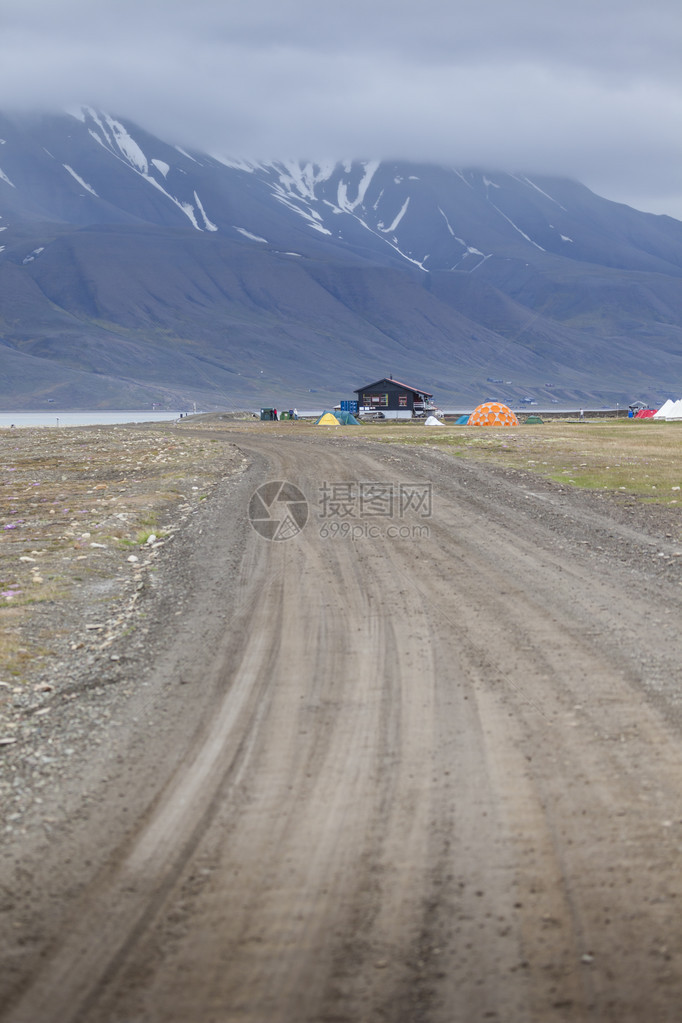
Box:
[2,427,682,1022]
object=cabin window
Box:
[398,395,408,407]
[366,393,388,406]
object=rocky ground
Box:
[0,423,247,837]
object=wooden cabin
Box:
[354,377,436,419]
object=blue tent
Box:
[455,414,470,425]
[314,410,360,425]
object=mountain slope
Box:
[1,107,681,409]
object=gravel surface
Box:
[1,423,682,1023]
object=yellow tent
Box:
[316,412,341,425]
[469,401,519,426]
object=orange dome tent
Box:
[468,401,519,426]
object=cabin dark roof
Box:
[354,377,433,397]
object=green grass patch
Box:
[135,529,163,546]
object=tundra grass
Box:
[367,419,682,505]
[0,424,236,684]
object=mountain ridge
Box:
[1,107,681,409]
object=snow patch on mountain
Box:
[336,160,380,213]
[284,160,337,200]
[151,159,170,178]
[490,203,546,251]
[346,209,427,269]
[23,247,45,264]
[250,159,440,264]
[298,208,332,235]
[378,234,427,270]
[517,175,567,211]
[438,207,456,236]
[174,147,201,164]
[212,155,257,172]
[452,169,474,189]
[80,108,148,175]
[235,228,268,243]
[142,175,201,229]
[194,191,217,231]
[0,167,15,188]
[73,108,211,231]
[380,197,410,234]
[451,245,491,272]
[102,113,148,173]
[267,169,334,236]
[63,165,98,196]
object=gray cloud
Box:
[1,0,681,217]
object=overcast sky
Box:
[2,0,681,218]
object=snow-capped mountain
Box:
[1,107,681,409]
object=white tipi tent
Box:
[654,398,682,420]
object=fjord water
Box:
[0,410,183,428]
